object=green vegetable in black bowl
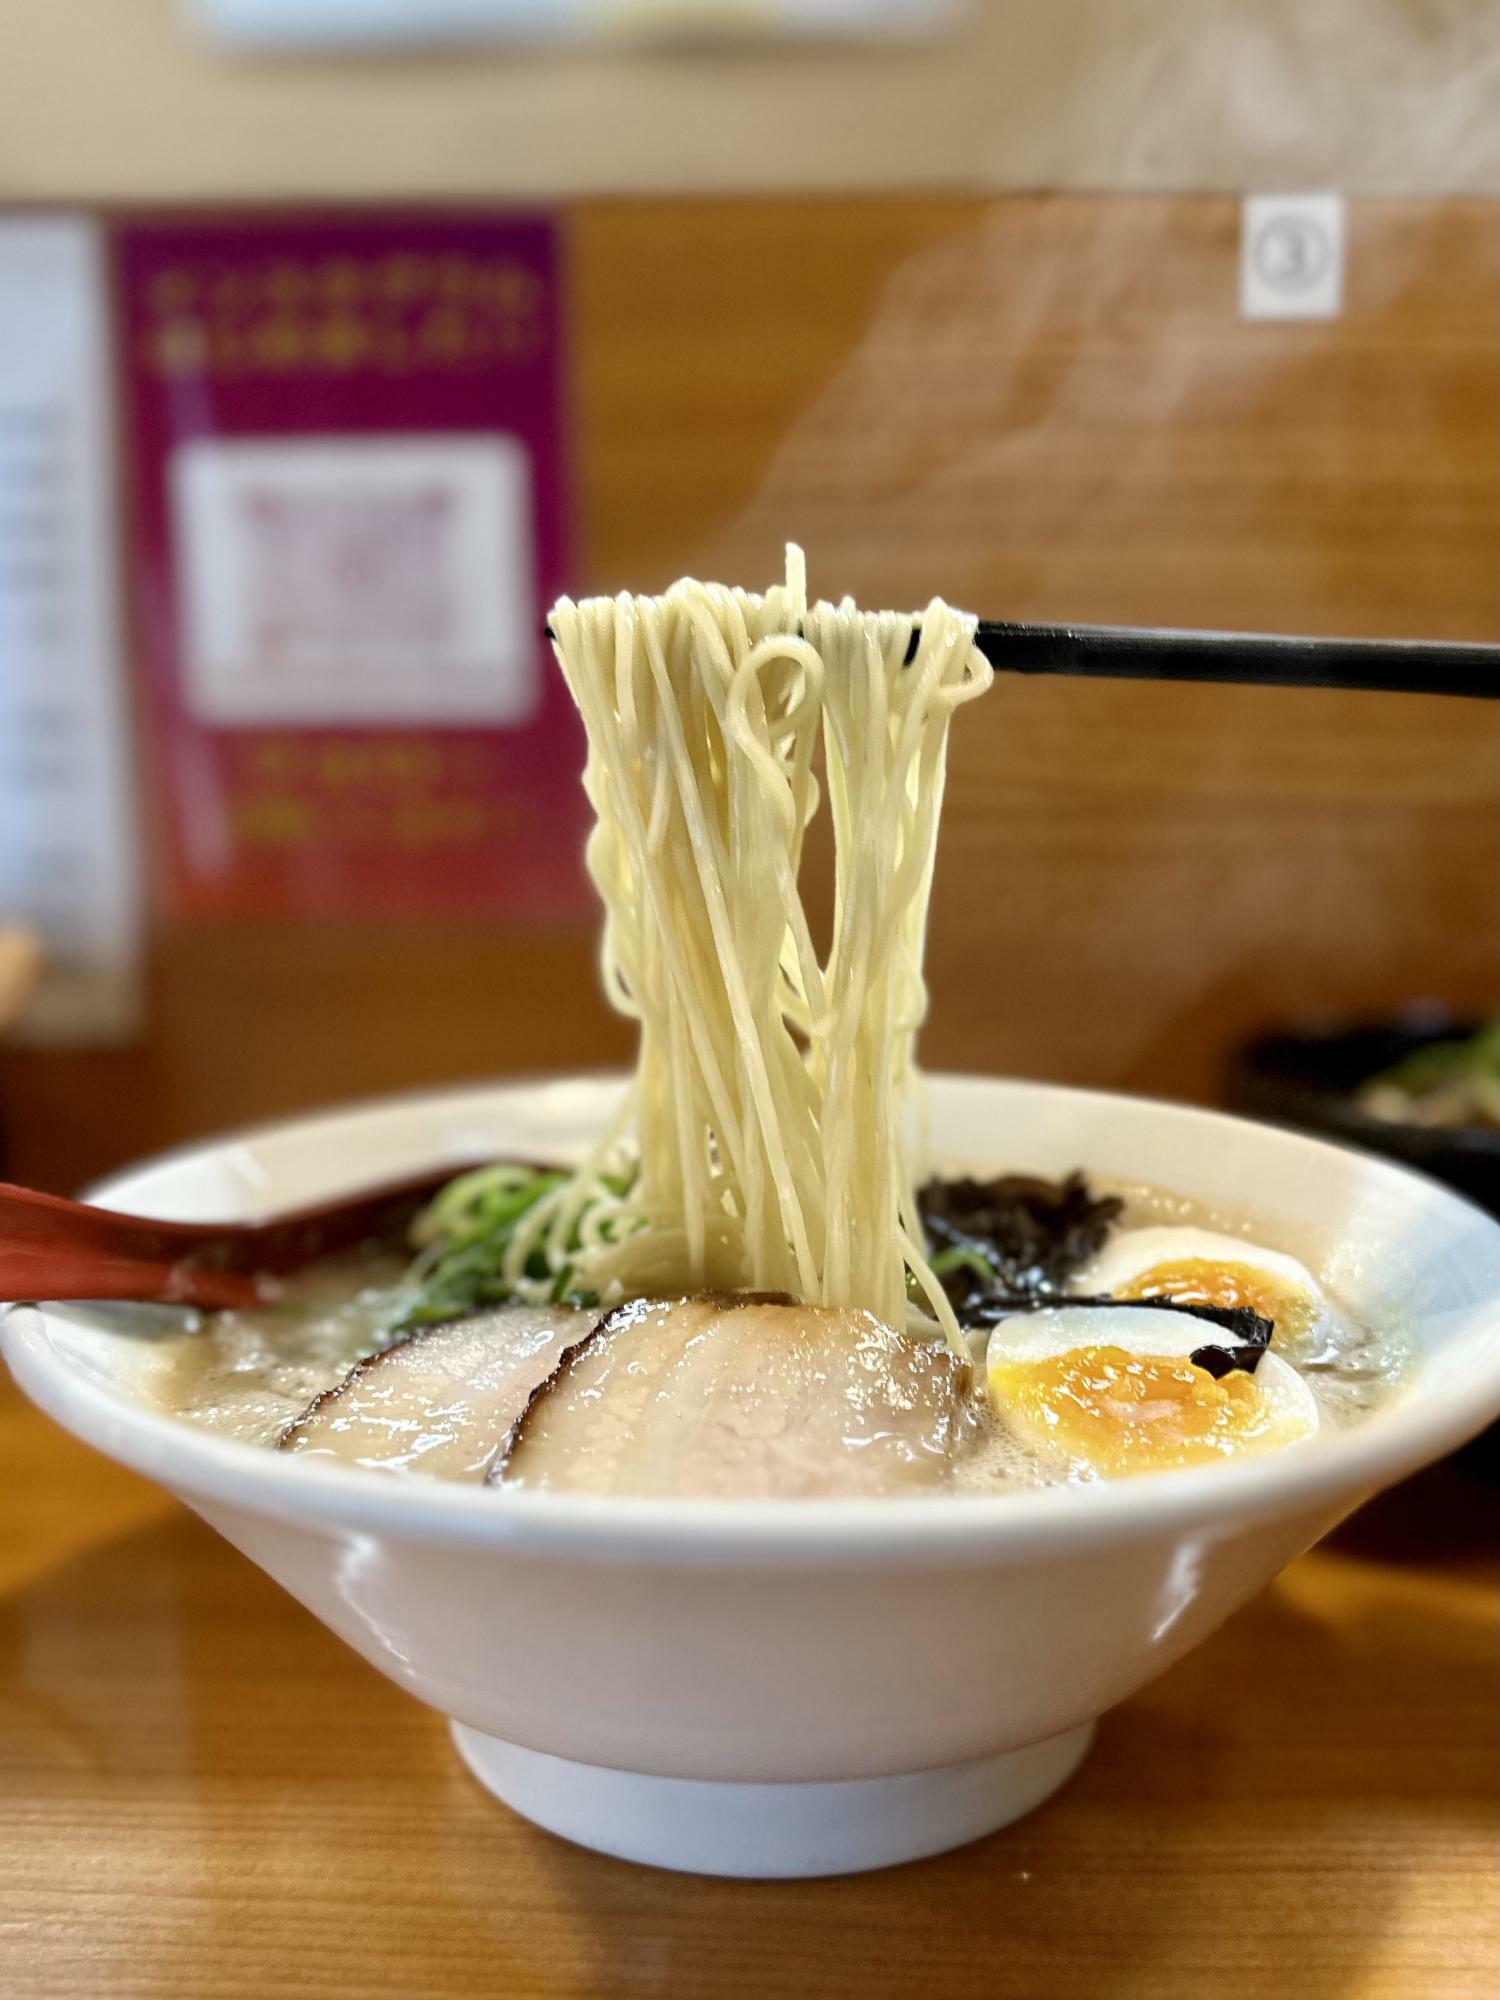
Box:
[1229,1011,1500,1220]
[1357,1018,1499,1132]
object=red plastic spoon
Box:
[0,1167,464,1312]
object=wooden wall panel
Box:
[0,195,1494,1190]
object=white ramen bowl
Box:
[6,1075,1500,1878]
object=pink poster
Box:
[118,212,587,920]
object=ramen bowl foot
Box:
[449,1721,1095,1877]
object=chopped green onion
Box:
[928,1246,998,1282]
[393,1159,636,1334]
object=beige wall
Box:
[2,0,1495,201]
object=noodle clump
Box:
[496,548,992,1351]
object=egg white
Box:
[985,1304,1321,1470]
[1077,1226,1331,1344]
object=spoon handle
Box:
[0,1183,264,1309]
[0,1165,464,1310]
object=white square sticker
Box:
[171,433,537,727]
[1240,195,1345,321]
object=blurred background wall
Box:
[6,0,1497,198]
[0,0,1495,1189]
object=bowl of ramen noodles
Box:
[6,555,1499,1877]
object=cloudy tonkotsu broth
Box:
[145,1171,1410,1493]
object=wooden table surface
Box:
[0,1375,1494,2000]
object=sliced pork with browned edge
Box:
[496,1295,975,1499]
[281,1303,592,1481]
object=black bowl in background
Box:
[1228,1015,1500,1218]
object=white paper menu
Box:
[0,216,141,1042]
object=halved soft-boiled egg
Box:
[985,1305,1320,1479]
[1078,1226,1330,1351]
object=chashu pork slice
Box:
[280,1303,592,1481]
[494,1294,975,1499]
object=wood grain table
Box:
[0,1373,1494,2000]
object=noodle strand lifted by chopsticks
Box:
[504,548,992,1352]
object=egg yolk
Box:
[1111,1259,1313,1342]
[989,1344,1291,1477]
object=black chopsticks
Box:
[544,617,1500,699]
[969,622,1500,700]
